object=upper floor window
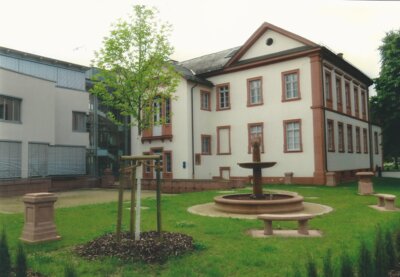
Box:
[284,119,302,152]
[336,77,343,112]
[324,71,333,108]
[248,123,264,153]
[247,77,263,106]
[200,90,211,111]
[361,90,367,120]
[0,95,21,122]
[327,119,335,152]
[216,84,230,110]
[201,135,211,155]
[345,81,351,115]
[282,70,300,101]
[72,111,87,132]
[354,87,359,118]
[164,98,171,124]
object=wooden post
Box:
[116,163,125,242]
[130,161,137,239]
[156,157,162,235]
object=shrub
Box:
[385,230,397,270]
[292,264,302,277]
[0,229,11,277]
[322,249,334,277]
[15,243,27,277]
[358,240,373,277]
[339,253,354,277]
[64,263,78,277]
[374,226,388,277]
[306,256,318,277]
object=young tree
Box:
[91,5,180,242]
[370,29,400,168]
[91,5,180,133]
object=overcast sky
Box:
[1,0,399,82]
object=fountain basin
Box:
[238,162,276,169]
[214,192,304,214]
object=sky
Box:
[1,0,399,83]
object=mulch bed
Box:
[75,231,194,263]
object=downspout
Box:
[191,83,198,179]
[367,87,374,170]
[321,59,328,173]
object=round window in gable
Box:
[266,38,274,46]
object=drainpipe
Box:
[320,59,328,173]
[367,87,374,171]
[191,83,198,179]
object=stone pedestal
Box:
[356,172,374,195]
[284,172,293,185]
[20,193,61,243]
[326,172,337,186]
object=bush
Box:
[339,253,354,277]
[375,226,388,277]
[292,264,302,277]
[15,243,27,277]
[64,264,78,277]
[306,256,318,277]
[385,230,397,270]
[0,229,11,277]
[322,249,334,277]
[358,240,373,277]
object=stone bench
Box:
[257,213,315,235]
[375,193,396,210]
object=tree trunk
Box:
[116,173,124,242]
[130,162,137,239]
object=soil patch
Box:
[75,231,194,263]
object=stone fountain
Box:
[214,138,304,214]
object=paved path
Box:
[0,189,162,214]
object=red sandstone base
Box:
[20,193,61,243]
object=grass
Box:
[1,178,400,276]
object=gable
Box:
[239,29,306,61]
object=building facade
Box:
[132,22,383,185]
[0,47,89,179]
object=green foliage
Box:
[385,230,397,270]
[322,249,334,277]
[306,256,318,277]
[358,240,374,277]
[339,253,354,277]
[370,29,400,163]
[15,243,27,277]
[91,5,180,131]
[374,226,388,277]
[64,263,78,277]
[0,229,11,277]
[292,264,302,277]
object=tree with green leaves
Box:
[91,5,180,242]
[90,5,180,133]
[370,29,400,168]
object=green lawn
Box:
[1,178,400,277]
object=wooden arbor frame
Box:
[117,155,162,242]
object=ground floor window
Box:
[217,126,231,155]
[284,119,302,152]
[374,131,379,154]
[338,122,344,152]
[355,127,361,153]
[0,141,21,178]
[347,125,353,153]
[201,135,211,155]
[363,128,368,153]
[248,123,264,153]
[327,120,335,152]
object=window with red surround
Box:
[248,122,264,153]
[247,77,263,106]
[336,77,343,112]
[324,71,333,108]
[283,119,302,153]
[142,152,153,179]
[201,135,211,155]
[361,91,367,120]
[217,126,231,155]
[354,87,359,118]
[338,122,344,152]
[345,81,351,115]
[216,83,230,111]
[163,151,173,179]
[355,127,361,153]
[195,153,201,165]
[282,69,301,102]
[142,98,173,143]
[347,124,353,153]
[363,128,368,153]
[374,132,379,154]
[327,119,335,152]
[200,90,211,111]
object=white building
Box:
[0,47,89,179]
[132,22,382,186]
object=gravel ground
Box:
[0,189,163,214]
